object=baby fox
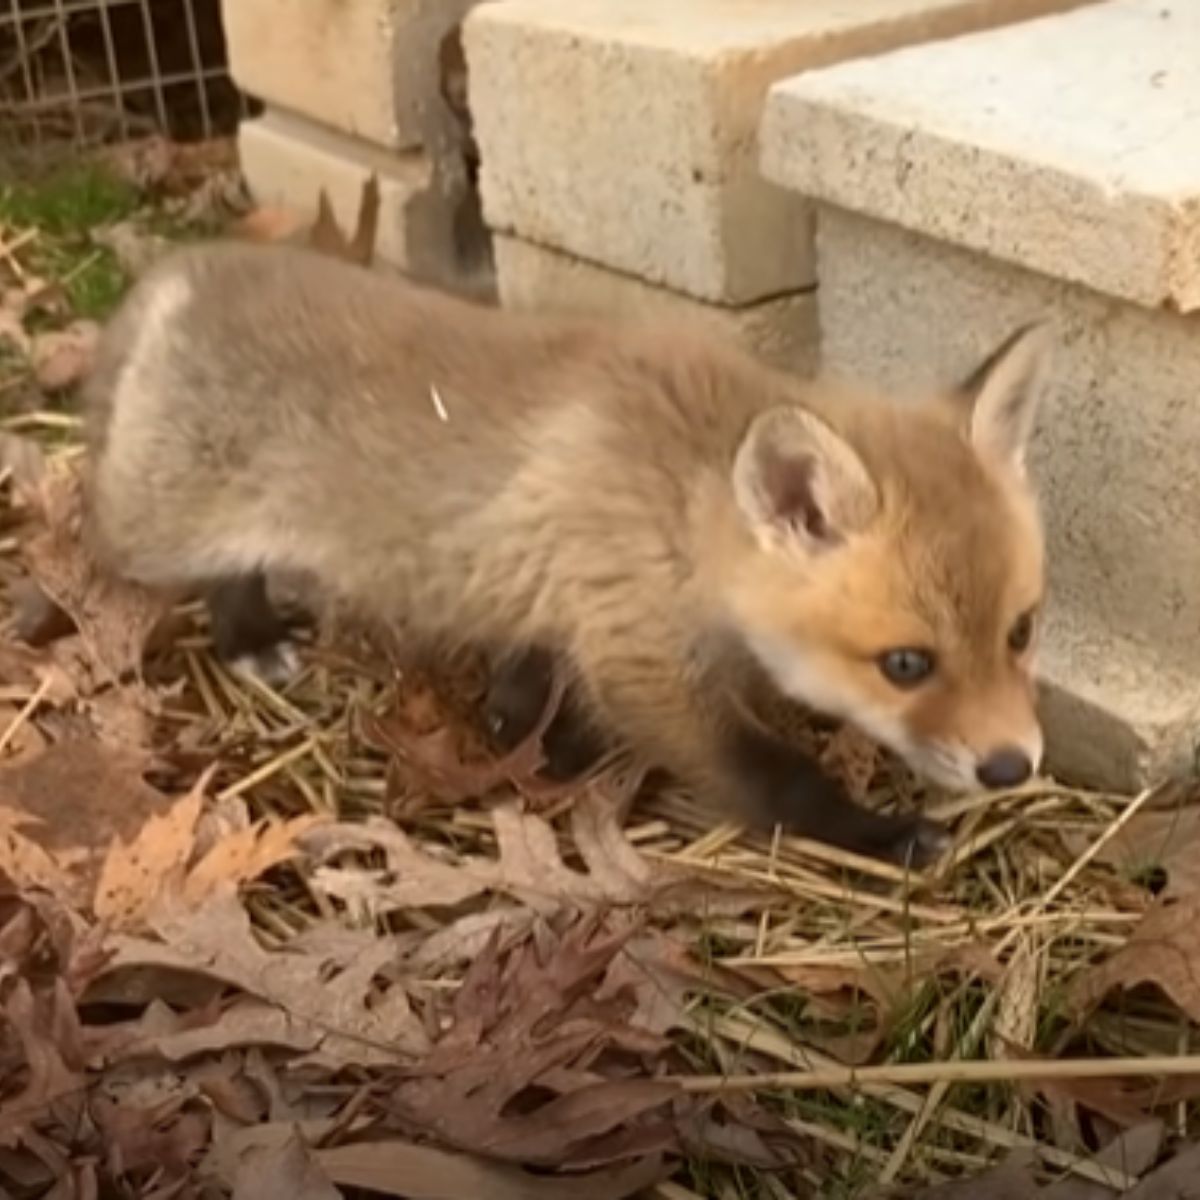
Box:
[82,241,1051,866]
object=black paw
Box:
[873,814,951,869]
[483,646,607,780]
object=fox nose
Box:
[976,747,1033,789]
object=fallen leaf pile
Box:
[4,141,1200,1197]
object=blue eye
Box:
[878,648,936,688]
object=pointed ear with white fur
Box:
[956,321,1052,473]
[732,406,879,553]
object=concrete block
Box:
[221,0,478,152]
[494,235,818,376]
[464,0,1099,305]
[815,205,1200,789]
[762,0,1200,313]
[237,109,456,283]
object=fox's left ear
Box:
[955,321,1052,473]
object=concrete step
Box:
[762,0,1200,313]
[463,0,1094,306]
[221,0,478,152]
[237,109,456,282]
[494,235,818,376]
[758,0,1200,788]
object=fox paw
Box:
[879,815,951,869]
[228,641,302,689]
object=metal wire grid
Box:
[1,0,250,148]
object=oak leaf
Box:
[308,177,379,267]
[230,1125,341,1200]
[317,1138,667,1200]
[1068,895,1200,1025]
[1,737,178,906]
[306,784,770,921]
[19,463,168,682]
[385,916,682,1169]
[93,767,208,931]
[102,887,429,1067]
[1062,802,1200,902]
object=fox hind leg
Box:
[207,572,304,687]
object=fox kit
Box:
[82,241,1050,867]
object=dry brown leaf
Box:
[819,724,882,801]
[900,1151,1039,1197]
[361,668,557,805]
[1068,896,1200,1025]
[90,1090,210,1180]
[181,812,325,908]
[0,978,85,1145]
[1063,804,1200,902]
[307,177,379,267]
[93,768,209,932]
[97,135,175,190]
[386,916,683,1169]
[318,1139,666,1200]
[1,738,178,905]
[30,320,100,393]
[0,430,47,495]
[1040,1121,1164,1199]
[0,305,31,355]
[306,785,769,922]
[231,1125,341,1200]
[0,808,80,901]
[111,998,323,1063]
[1121,1142,1200,1197]
[6,576,76,646]
[594,929,717,1037]
[20,463,168,682]
[102,887,429,1066]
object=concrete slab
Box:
[465,0,1094,305]
[494,235,818,376]
[222,0,478,152]
[237,109,453,281]
[762,0,1200,312]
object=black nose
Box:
[976,747,1033,789]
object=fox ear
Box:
[733,406,878,552]
[956,321,1051,472]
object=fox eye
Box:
[1008,610,1036,653]
[878,648,936,689]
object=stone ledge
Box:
[761,0,1200,312]
[494,235,818,376]
[237,109,452,280]
[222,0,478,151]
[465,0,1091,305]
[1038,617,1200,791]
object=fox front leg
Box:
[725,721,950,868]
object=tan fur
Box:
[83,241,1048,813]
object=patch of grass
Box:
[0,160,139,234]
[0,161,140,321]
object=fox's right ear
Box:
[732,407,878,554]
[955,321,1052,473]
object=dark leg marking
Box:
[727,722,949,868]
[484,645,610,780]
[206,572,302,686]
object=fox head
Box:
[724,323,1051,794]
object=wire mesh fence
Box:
[1,0,254,153]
